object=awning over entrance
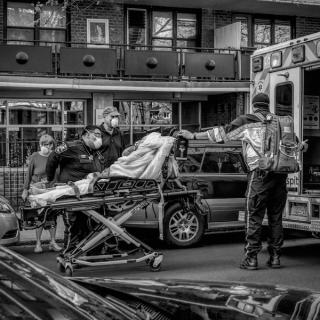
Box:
[0,76,250,96]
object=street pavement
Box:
[10,231,320,292]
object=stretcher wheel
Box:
[57,261,65,273]
[149,254,163,272]
[56,257,65,273]
[65,266,73,277]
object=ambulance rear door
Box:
[269,67,302,194]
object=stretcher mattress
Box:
[28,133,178,207]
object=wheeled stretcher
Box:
[20,175,204,276]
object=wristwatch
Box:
[193,133,197,140]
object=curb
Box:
[16,239,63,247]
[15,238,64,247]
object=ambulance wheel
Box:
[65,267,73,277]
[164,203,205,248]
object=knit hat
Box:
[102,106,120,117]
[252,93,270,110]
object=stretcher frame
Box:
[21,177,201,277]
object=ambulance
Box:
[251,31,320,236]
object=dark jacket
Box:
[99,124,125,169]
[224,113,262,133]
[46,140,104,183]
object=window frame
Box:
[126,7,148,48]
[5,0,70,46]
[275,81,294,117]
[232,13,295,49]
[125,5,201,50]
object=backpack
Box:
[254,113,301,174]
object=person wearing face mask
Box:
[22,134,62,253]
[46,125,104,255]
[99,106,125,170]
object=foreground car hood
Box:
[0,246,144,320]
[73,277,320,320]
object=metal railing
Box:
[0,39,254,81]
[0,140,44,209]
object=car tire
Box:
[164,202,205,248]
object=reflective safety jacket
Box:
[207,112,267,172]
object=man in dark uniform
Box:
[46,125,104,255]
[179,93,308,270]
[99,106,125,169]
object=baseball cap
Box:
[252,93,270,108]
[102,106,120,117]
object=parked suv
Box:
[124,139,247,247]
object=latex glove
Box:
[178,130,194,140]
[21,189,28,201]
[300,139,308,152]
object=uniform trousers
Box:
[245,169,287,258]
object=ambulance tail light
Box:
[271,51,282,68]
[312,204,320,218]
[292,45,305,63]
[252,56,263,72]
[316,41,320,57]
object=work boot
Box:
[240,256,258,270]
[266,255,281,268]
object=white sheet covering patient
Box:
[28,133,177,207]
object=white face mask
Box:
[93,137,102,149]
[110,117,119,128]
[40,146,50,155]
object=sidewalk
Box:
[18,215,64,246]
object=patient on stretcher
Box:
[28,133,178,207]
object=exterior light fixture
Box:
[43,89,54,96]
[173,92,181,100]
[292,45,305,63]
[252,56,263,72]
[270,51,282,68]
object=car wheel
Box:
[164,202,205,248]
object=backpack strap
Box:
[254,112,266,122]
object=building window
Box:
[176,13,197,49]
[234,16,249,48]
[7,1,67,50]
[234,15,293,48]
[152,11,198,50]
[152,11,173,49]
[275,19,291,44]
[0,100,86,167]
[127,8,147,48]
[126,8,199,50]
[254,18,271,48]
